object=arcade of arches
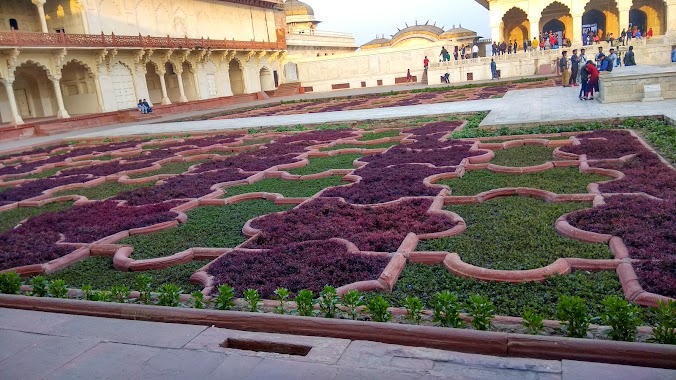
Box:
[494,0,671,47]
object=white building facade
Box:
[0,0,288,125]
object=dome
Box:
[284,0,315,16]
[391,24,445,41]
[361,37,391,48]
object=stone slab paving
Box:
[1,308,674,380]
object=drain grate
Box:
[220,338,312,356]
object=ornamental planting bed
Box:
[0,113,675,359]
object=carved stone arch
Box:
[173,7,188,37]
[62,58,96,77]
[145,59,162,74]
[503,6,531,44]
[14,59,53,79]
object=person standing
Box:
[440,46,449,61]
[570,49,579,86]
[648,27,653,39]
[472,43,479,58]
[508,40,512,54]
[620,28,627,45]
[523,38,529,52]
[490,59,498,80]
[533,36,539,51]
[607,48,618,69]
[582,31,588,46]
[513,40,517,54]
[560,51,571,87]
[585,60,599,100]
[579,61,589,100]
[492,42,498,56]
[500,41,507,55]
[406,69,413,82]
[578,48,587,84]
[623,46,636,66]
[595,46,604,68]
[423,56,429,70]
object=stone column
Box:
[51,77,71,118]
[2,79,24,125]
[31,0,49,33]
[93,76,105,112]
[530,21,540,42]
[175,69,188,102]
[157,68,171,105]
[491,25,501,44]
[667,0,676,36]
[572,12,584,46]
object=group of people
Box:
[439,44,479,61]
[558,45,636,100]
[491,31,573,55]
[137,99,153,114]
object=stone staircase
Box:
[420,69,429,85]
[274,82,302,97]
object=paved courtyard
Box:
[1,308,673,380]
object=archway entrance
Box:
[584,0,619,39]
[12,62,57,119]
[60,61,98,116]
[164,62,182,103]
[540,2,571,39]
[110,62,137,110]
[259,68,275,92]
[503,7,529,47]
[228,60,244,95]
[145,62,163,105]
[631,0,665,34]
[630,9,648,31]
[181,62,198,101]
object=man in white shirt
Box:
[472,44,479,58]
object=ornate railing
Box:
[0,30,286,50]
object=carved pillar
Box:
[31,0,49,33]
[93,75,105,112]
[572,12,584,46]
[51,77,71,118]
[175,68,188,102]
[157,67,171,105]
[2,79,25,125]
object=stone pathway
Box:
[1,308,673,380]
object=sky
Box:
[309,0,491,45]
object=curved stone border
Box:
[1,295,673,369]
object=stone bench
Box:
[598,64,676,103]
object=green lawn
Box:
[45,257,205,293]
[54,182,154,200]
[490,145,557,167]
[128,160,209,179]
[119,200,293,260]
[440,168,610,196]
[0,202,73,233]
[319,142,398,151]
[357,130,401,141]
[287,154,361,175]
[371,264,624,320]
[222,176,346,198]
[420,197,612,270]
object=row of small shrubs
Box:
[1,272,673,344]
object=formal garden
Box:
[0,113,674,345]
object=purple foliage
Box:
[274,130,357,144]
[0,175,91,205]
[58,160,155,177]
[114,169,250,205]
[208,240,390,297]
[0,230,72,271]
[361,143,480,167]
[567,195,675,261]
[593,153,676,200]
[634,258,676,298]
[404,121,464,136]
[560,130,643,159]
[323,164,448,204]
[245,198,456,252]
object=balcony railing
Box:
[0,30,286,50]
[290,30,354,39]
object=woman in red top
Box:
[423,56,429,70]
[585,61,599,100]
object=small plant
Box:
[432,291,464,328]
[110,285,131,303]
[94,290,113,302]
[135,274,153,305]
[0,272,22,294]
[191,291,206,309]
[30,275,48,297]
[273,287,290,314]
[81,285,95,301]
[557,295,591,338]
[214,284,236,310]
[243,289,260,312]
[319,286,339,318]
[157,283,182,307]
[403,295,424,325]
[295,289,315,317]
[600,296,642,342]
[522,309,545,335]
[466,294,495,331]
[341,289,364,320]
[366,296,392,323]
[648,300,676,345]
[47,279,68,299]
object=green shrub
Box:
[243,288,260,312]
[135,274,153,305]
[366,296,392,323]
[648,300,676,345]
[30,275,48,297]
[340,289,364,320]
[522,309,545,335]
[214,284,236,310]
[47,279,68,298]
[466,294,495,331]
[110,285,131,303]
[273,287,290,314]
[432,291,464,328]
[295,289,315,317]
[157,284,182,307]
[403,295,424,325]
[81,285,95,301]
[319,285,339,318]
[600,296,642,342]
[557,295,591,338]
[0,272,22,294]
[191,291,206,309]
